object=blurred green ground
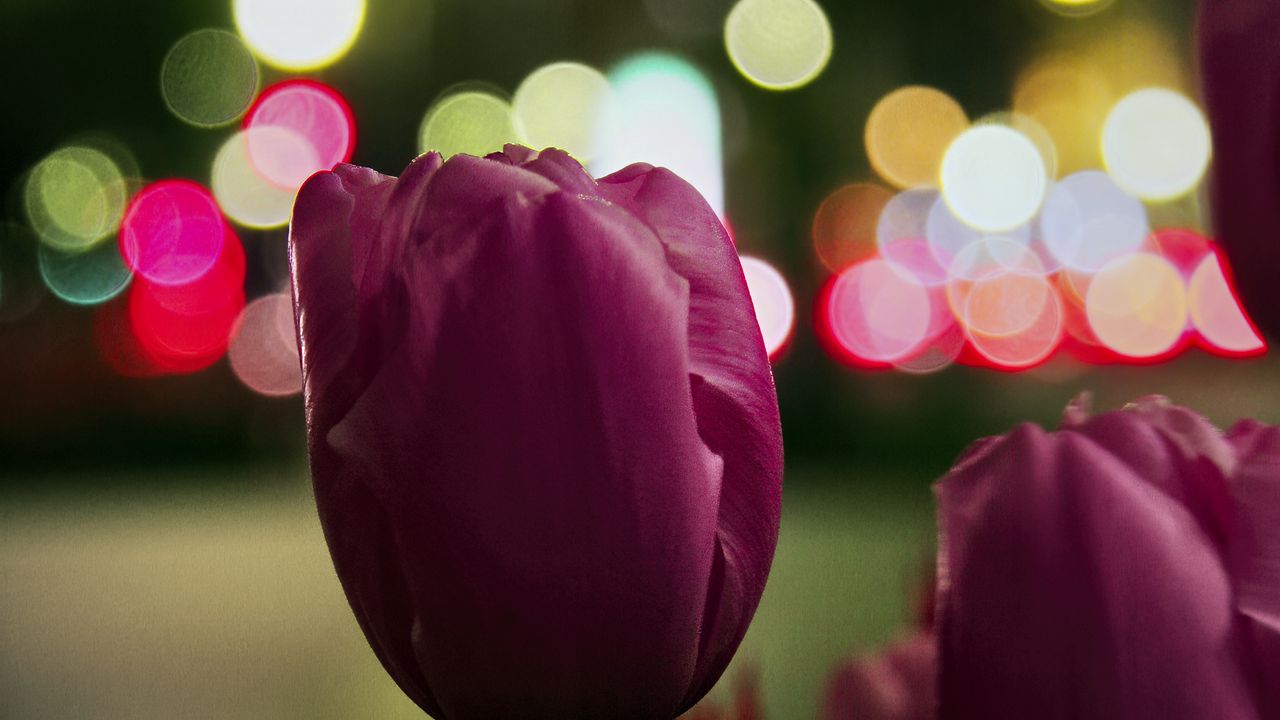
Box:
[0,467,933,720]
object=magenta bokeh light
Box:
[119,180,226,286]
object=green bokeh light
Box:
[38,240,133,306]
[161,28,260,127]
[418,90,522,159]
[24,146,127,253]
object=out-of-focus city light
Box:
[966,285,1063,370]
[825,258,932,365]
[120,180,225,287]
[513,62,612,162]
[228,293,303,396]
[740,256,795,360]
[978,112,1058,180]
[128,227,246,374]
[591,53,724,216]
[724,0,832,91]
[1040,170,1149,273]
[418,90,520,160]
[1086,252,1188,359]
[1012,55,1111,176]
[233,0,365,71]
[926,195,1032,280]
[244,79,355,188]
[160,29,260,127]
[941,125,1047,232]
[865,86,969,189]
[1102,88,1211,201]
[37,241,132,306]
[1038,0,1114,18]
[877,189,949,286]
[812,183,892,272]
[211,129,299,229]
[1188,253,1266,356]
[25,147,127,253]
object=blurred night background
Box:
[2,0,1274,718]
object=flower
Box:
[288,145,783,719]
[1199,0,1280,338]
[935,395,1280,719]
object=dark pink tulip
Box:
[823,632,937,720]
[936,396,1280,719]
[1199,0,1280,338]
[288,145,783,720]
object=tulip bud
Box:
[288,146,783,719]
[935,395,1280,719]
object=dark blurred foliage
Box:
[0,0,1216,480]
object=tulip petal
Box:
[596,165,784,708]
[290,165,447,716]
[1066,399,1236,544]
[1226,421,1280,713]
[937,424,1262,719]
[1199,0,1280,338]
[326,188,723,719]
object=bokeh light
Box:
[120,180,225,286]
[38,241,132,306]
[1037,0,1114,18]
[513,62,611,162]
[245,79,355,188]
[228,293,302,396]
[1086,252,1188,359]
[211,128,299,229]
[1040,170,1149,272]
[877,190,954,286]
[824,258,931,365]
[724,0,832,91]
[926,195,1032,280]
[25,146,127,252]
[966,285,1063,370]
[740,256,795,359]
[811,183,892,272]
[160,29,259,128]
[1188,252,1265,356]
[940,125,1047,232]
[233,0,366,71]
[865,86,969,189]
[1012,54,1111,176]
[1102,88,1211,201]
[591,53,724,216]
[418,90,520,160]
[128,227,246,374]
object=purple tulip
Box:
[287,145,783,719]
[1199,0,1280,338]
[936,396,1280,719]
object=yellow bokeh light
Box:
[233,0,366,71]
[161,29,260,127]
[211,129,300,229]
[811,183,893,272]
[25,147,127,253]
[1037,0,1114,18]
[1013,22,1187,177]
[865,86,969,189]
[1102,88,1211,202]
[941,125,1047,232]
[724,0,832,91]
[513,62,611,162]
[1086,252,1188,358]
[418,91,521,159]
